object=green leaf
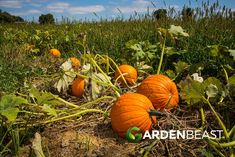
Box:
[168,25,189,37]
[229,49,235,60]
[178,76,204,105]
[165,69,176,79]
[30,88,60,106]
[165,47,176,55]
[205,84,218,98]
[125,40,157,63]
[30,88,41,99]
[31,48,40,54]
[208,45,220,57]
[125,39,138,49]
[174,61,189,74]
[145,51,155,60]
[131,44,145,61]
[0,95,28,121]
[37,92,59,106]
[203,77,222,99]
[42,104,57,116]
[200,148,214,157]
[228,75,235,85]
[65,35,70,42]
[164,47,187,56]
[203,77,223,92]
[1,108,20,122]
[208,45,234,59]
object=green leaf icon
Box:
[126,127,142,143]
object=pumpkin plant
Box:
[137,74,179,110]
[114,64,137,86]
[110,93,157,138]
[156,25,189,74]
[178,74,235,157]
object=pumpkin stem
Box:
[148,109,165,124]
[148,109,165,117]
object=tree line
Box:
[0,9,24,23]
[1,7,234,24]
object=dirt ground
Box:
[18,105,210,157]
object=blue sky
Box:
[0,0,235,21]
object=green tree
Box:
[39,13,55,24]
[0,11,24,23]
[153,9,167,20]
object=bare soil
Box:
[19,104,209,157]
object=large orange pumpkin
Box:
[137,74,179,110]
[114,64,137,85]
[71,77,85,97]
[69,57,81,69]
[49,48,61,57]
[110,93,156,138]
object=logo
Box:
[126,127,142,143]
[126,127,223,142]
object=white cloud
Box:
[0,0,22,8]
[12,9,42,16]
[112,0,154,13]
[69,5,105,14]
[168,5,180,10]
[47,2,105,14]
[47,2,70,13]
[28,9,42,14]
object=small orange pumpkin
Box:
[137,74,179,110]
[69,57,81,69]
[114,64,137,85]
[71,77,85,97]
[49,48,61,57]
[110,93,156,138]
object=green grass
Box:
[0,8,234,93]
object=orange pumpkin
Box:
[69,57,81,69]
[49,48,61,57]
[110,93,156,138]
[71,77,85,97]
[114,64,137,85]
[137,74,179,110]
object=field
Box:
[0,4,235,157]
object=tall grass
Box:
[0,1,234,92]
